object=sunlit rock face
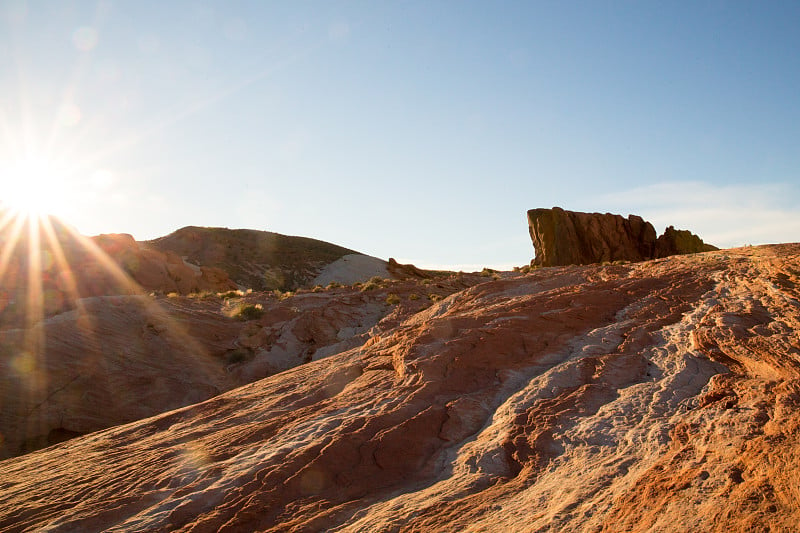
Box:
[527,207,717,266]
[2,244,799,531]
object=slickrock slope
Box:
[2,244,800,531]
[0,274,481,459]
[528,207,717,266]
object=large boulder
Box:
[527,207,658,266]
[528,207,717,266]
[655,225,718,258]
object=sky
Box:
[1,1,799,270]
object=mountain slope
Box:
[1,244,799,531]
[145,226,369,291]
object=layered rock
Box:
[0,270,481,459]
[528,207,717,266]
[2,244,800,531]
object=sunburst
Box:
[0,207,218,457]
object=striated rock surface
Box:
[0,270,482,459]
[528,207,717,266]
[2,244,800,531]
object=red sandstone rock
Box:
[2,244,800,531]
[528,207,717,266]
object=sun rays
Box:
[0,209,220,457]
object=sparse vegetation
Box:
[409,293,420,301]
[385,293,400,305]
[327,281,341,289]
[428,293,442,302]
[234,303,264,321]
[312,285,324,293]
[480,267,496,277]
[187,291,214,299]
[219,289,245,299]
[361,280,380,292]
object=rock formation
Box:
[655,224,719,258]
[0,267,481,459]
[528,207,717,266]
[2,243,800,531]
[94,233,238,295]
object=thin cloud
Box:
[594,181,800,248]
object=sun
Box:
[1,154,68,218]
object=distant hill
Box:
[145,226,364,291]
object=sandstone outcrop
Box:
[655,224,719,257]
[0,265,481,459]
[528,207,717,266]
[94,233,238,295]
[2,244,800,531]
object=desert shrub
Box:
[480,267,496,277]
[385,293,400,305]
[167,292,179,298]
[279,291,294,301]
[352,282,362,288]
[188,291,214,299]
[235,303,264,321]
[369,276,384,284]
[492,273,501,280]
[361,280,380,292]
[219,290,244,299]
[327,281,341,289]
[312,285,324,293]
[428,293,442,302]
[409,293,420,301]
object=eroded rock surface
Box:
[0,273,482,459]
[528,207,717,266]
[2,244,799,531]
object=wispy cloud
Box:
[591,181,800,249]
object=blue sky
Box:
[1,1,799,269]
